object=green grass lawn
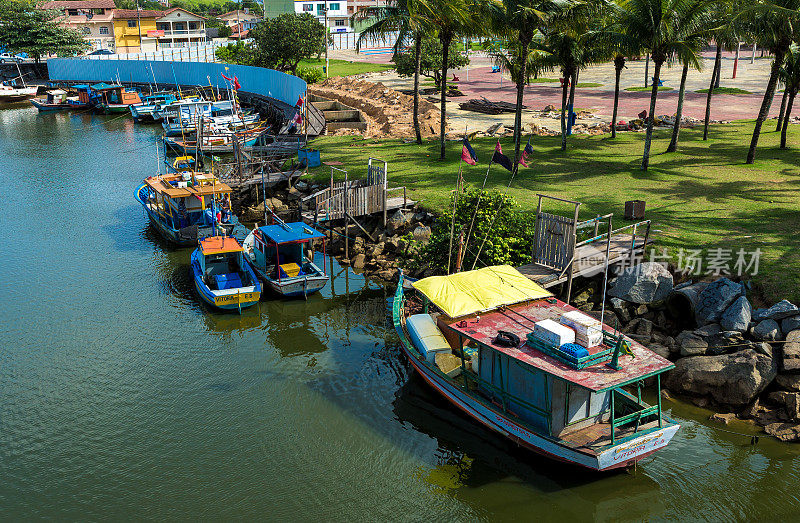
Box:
[576,82,603,88]
[695,87,753,95]
[529,78,561,83]
[308,122,800,303]
[625,86,674,92]
[298,58,394,77]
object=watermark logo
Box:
[574,247,761,277]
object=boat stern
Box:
[596,422,680,471]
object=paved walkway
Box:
[341,49,787,131]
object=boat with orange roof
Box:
[191,235,261,312]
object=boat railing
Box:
[609,377,663,446]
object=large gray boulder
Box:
[781,315,800,334]
[694,278,744,326]
[758,300,800,321]
[608,262,674,304]
[386,209,411,235]
[665,349,777,407]
[676,331,708,356]
[782,330,800,373]
[720,296,752,332]
[753,319,782,342]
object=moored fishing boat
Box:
[393,265,679,472]
[130,90,178,121]
[135,171,237,246]
[164,125,264,154]
[30,89,76,111]
[243,220,328,298]
[0,82,37,102]
[93,83,142,113]
[191,235,261,312]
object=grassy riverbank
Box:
[298,58,394,77]
[308,121,800,302]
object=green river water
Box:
[2,104,800,521]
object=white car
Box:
[0,53,24,63]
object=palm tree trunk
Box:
[512,37,530,174]
[747,48,787,164]
[567,69,577,138]
[776,87,788,132]
[439,32,452,160]
[413,33,422,144]
[781,89,795,149]
[642,60,662,170]
[560,71,569,151]
[667,62,689,153]
[703,45,722,140]
[611,57,624,139]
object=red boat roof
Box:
[443,299,673,392]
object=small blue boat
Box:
[191,235,261,312]
[243,220,329,298]
[130,91,178,121]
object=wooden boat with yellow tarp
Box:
[191,235,261,312]
[393,265,680,471]
[135,172,236,246]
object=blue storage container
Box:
[298,148,321,168]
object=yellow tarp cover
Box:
[412,265,553,319]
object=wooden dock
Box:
[517,234,653,288]
[514,194,653,300]
[301,159,415,225]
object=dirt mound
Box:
[309,77,445,139]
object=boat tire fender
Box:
[493,330,520,348]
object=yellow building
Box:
[112,9,160,53]
[113,8,207,54]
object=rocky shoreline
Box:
[234,178,800,443]
[587,262,800,442]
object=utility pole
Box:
[323,1,329,78]
[136,0,142,54]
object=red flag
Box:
[296,95,304,107]
[221,72,233,82]
[495,140,503,154]
[461,137,477,165]
[233,76,241,90]
[293,111,303,125]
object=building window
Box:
[329,2,340,9]
[99,26,109,35]
[189,21,197,30]
[302,3,313,10]
[67,8,78,15]
[127,20,137,28]
[82,26,91,34]
[334,19,344,26]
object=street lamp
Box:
[136,0,142,54]
[320,1,329,78]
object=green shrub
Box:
[407,188,534,274]
[295,66,324,84]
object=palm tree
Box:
[354,0,432,144]
[667,25,705,151]
[487,0,566,170]
[743,0,800,164]
[779,43,800,148]
[617,0,712,170]
[421,0,482,159]
[593,7,645,138]
[702,1,742,141]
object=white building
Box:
[293,0,350,33]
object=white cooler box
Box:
[532,319,575,347]
[560,310,603,347]
[406,314,452,362]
